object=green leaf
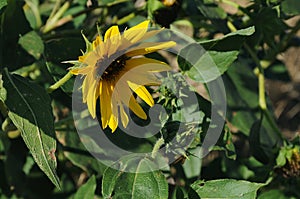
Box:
[178,45,239,82]
[258,189,290,199]
[200,26,255,51]
[73,175,96,199]
[18,31,44,60]
[265,61,291,82]
[281,0,300,15]
[195,0,226,19]
[249,115,282,164]
[182,147,202,178]
[56,130,106,175]
[0,0,7,12]
[191,179,265,199]
[0,69,60,189]
[102,158,168,199]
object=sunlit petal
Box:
[100,81,112,128]
[127,81,154,107]
[126,41,176,57]
[128,95,147,119]
[124,20,149,43]
[104,25,120,42]
[108,91,119,132]
[86,80,98,118]
[93,36,103,50]
[125,57,171,72]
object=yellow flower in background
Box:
[70,20,176,132]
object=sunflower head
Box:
[68,20,176,132]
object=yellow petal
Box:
[139,29,163,41]
[86,79,99,118]
[108,92,119,132]
[82,73,93,103]
[125,57,171,72]
[109,115,118,132]
[78,55,87,62]
[70,66,92,75]
[123,20,149,43]
[81,51,98,66]
[100,81,112,128]
[123,72,161,86]
[119,103,129,128]
[128,95,147,120]
[104,25,120,42]
[126,41,176,57]
[93,36,103,50]
[127,81,154,107]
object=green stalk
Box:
[47,71,73,93]
[151,137,164,159]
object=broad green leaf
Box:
[102,158,168,199]
[0,69,60,188]
[191,179,265,199]
[73,175,96,199]
[200,27,255,51]
[281,0,300,15]
[178,44,239,82]
[18,31,44,60]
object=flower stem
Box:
[151,137,164,159]
[47,71,73,93]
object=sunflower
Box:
[69,20,176,132]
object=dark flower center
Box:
[96,54,128,81]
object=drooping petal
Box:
[127,81,154,107]
[113,78,147,120]
[123,20,149,43]
[86,79,99,118]
[119,103,129,128]
[100,81,112,129]
[82,73,93,103]
[128,95,147,120]
[108,91,119,132]
[126,41,176,57]
[125,57,172,72]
